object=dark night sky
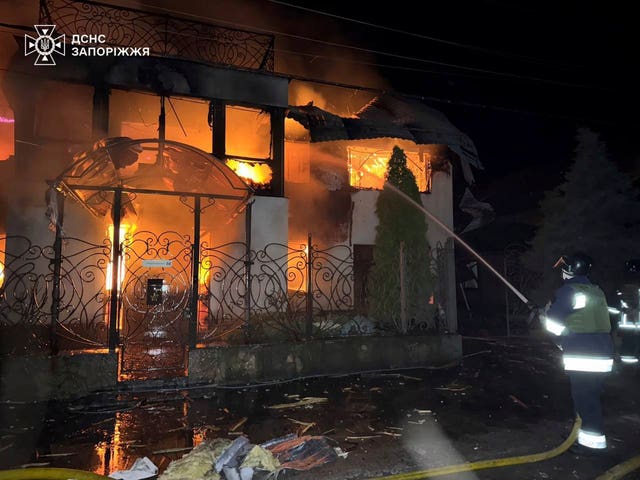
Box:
[249,0,637,240]
[268,0,638,179]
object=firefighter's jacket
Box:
[544,276,614,373]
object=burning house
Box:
[0,0,480,397]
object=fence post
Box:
[189,196,201,349]
[244,201,253,340]
[305,233,313,339]
[504,254,510,337]
[50,189,65,355]
[108,188,122,352]
[399,241,407,334]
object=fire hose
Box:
[1,418,638,480]
[384,182,531,306]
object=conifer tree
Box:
[525,127,640,302]
[368,146,433,331]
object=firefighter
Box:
[615,259,640,365]
[542,252,614,455]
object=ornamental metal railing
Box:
[39,0,275,70]
[1,233,451,357]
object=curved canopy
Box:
[54,138,253,217]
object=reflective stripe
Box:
[578,429,606,449]
[573,293,587,309]
[544,317,566,336]
[608,307,620,314]
[619,323,640,330]
[563,355,613,372]
[621,356,639,364]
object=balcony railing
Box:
[40,0,275,71]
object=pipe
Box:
[0,468,110,480]
[367,416,581,480]
[384,182,530,305]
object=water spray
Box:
[384,182,530,306]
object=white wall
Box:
[351,170,453,248]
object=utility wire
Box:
[268,0,576,69]
[132,2,594,88]
[273,46,611,91]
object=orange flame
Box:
[226,159,273,186]
[347,146,429,192]
[106,224,134,292]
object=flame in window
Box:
[347,146,431,193]
[226,159,273,188]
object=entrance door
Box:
[117,195,193,382]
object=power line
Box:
[268,0,576,69]
[272,46,611,91]
[132,2,596,89]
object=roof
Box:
[287,93,482,183]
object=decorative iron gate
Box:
[118,230,192,381]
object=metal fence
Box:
[1,233,453,355]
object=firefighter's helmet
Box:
[553,252,592,276]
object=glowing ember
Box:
[0,262,4,289]
[226,159,272,187]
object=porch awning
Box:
[53,138,253,218]
[287,93,482,183]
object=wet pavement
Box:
[1,335,639,479]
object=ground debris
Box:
[509,395,529,409]
[375,431,402,438]
[153,447,194,455]
[18,463,50,468]
[230,417,247,432]
[267,397,328,410]
[345,435,381,441]
[286,417,316,435]
[36,452,78,458]
[158,439,230,480]
[435,383,469,392]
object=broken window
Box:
[347,146,432,193]
[109,90,211,152]
[225,105,272,189]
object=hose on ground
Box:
[368,416,582,480]
[0,468,110,480]
[594,453,640,480]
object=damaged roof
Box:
[287,93,482,183]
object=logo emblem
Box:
[25,25,65,66]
